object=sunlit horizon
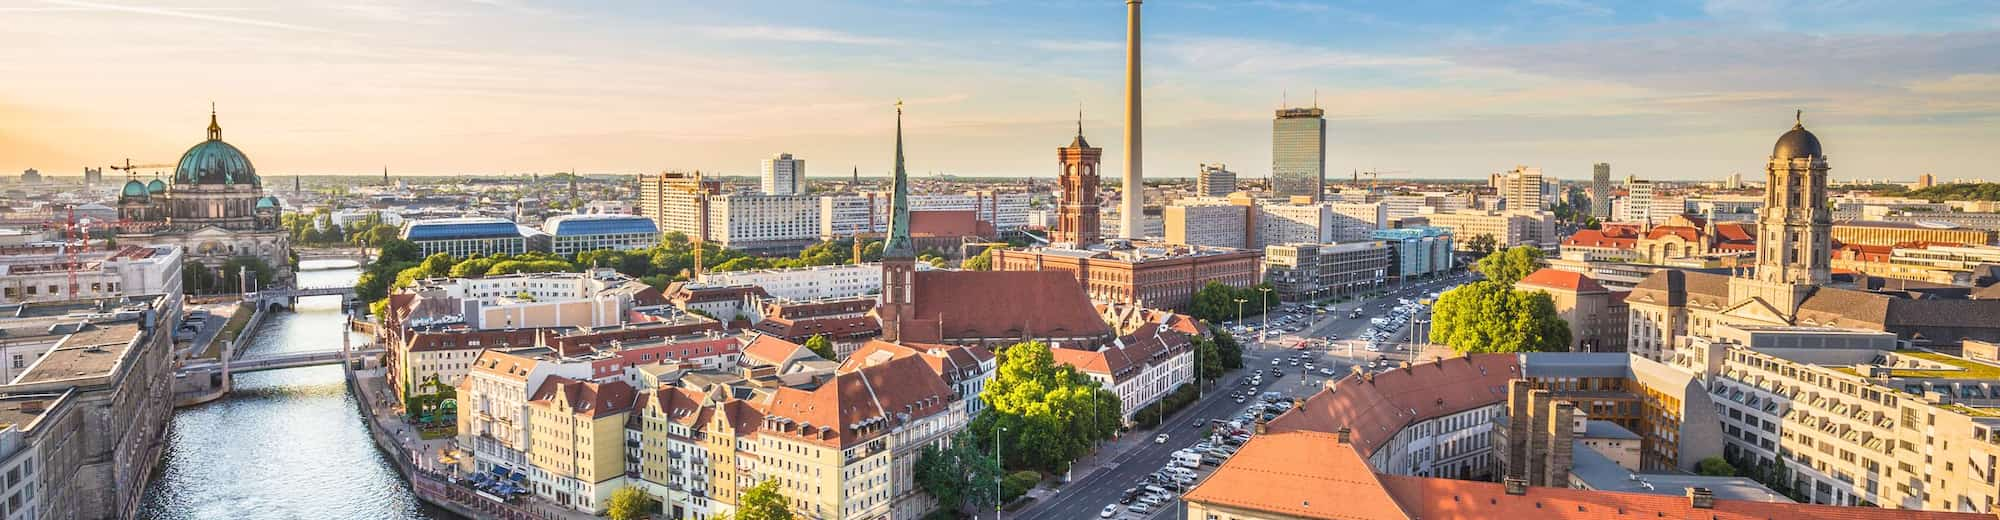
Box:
[3,0,1997,182]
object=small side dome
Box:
[122,180,149,199]
[147,179,167,194]
[256,196,278,209]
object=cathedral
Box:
[1625,114,2000,360]
[118,110,293,287]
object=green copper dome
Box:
[121,179,148,198]
[256,196,278,208]
[147,179,167,194]
[174,111,260,187]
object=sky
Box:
[2,0,1998,183]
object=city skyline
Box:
[4,1,1998,182]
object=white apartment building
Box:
[761,153,805,196]
[817,191,1033,239]
[1423,210,1559,250]
[1256,201,1332,248]
[695,262,929,301]
[0,245,183,305]
[1328,202,1388,242]
[705,193,821,251]
[1163,202,1249,249]
[400,270,654,330]
[330,208,405,228]
[1048,332,1195,425]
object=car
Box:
[1192,419,1206,429]
[1233,395,1246,403]
[1288,359,1299,366]
[1155,433,1170,444]
[1127,503,1152,514]
[1102,504,1120,518]
[1319,368,1336,376]
[1270,358,1281,366]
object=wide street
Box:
[1012,272,1476,520]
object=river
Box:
[138,262,452,520]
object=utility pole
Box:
[1258,287,1272,344]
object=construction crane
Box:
[110,158,173,175]
[1357,169,1410,192]
[58,206,93,298]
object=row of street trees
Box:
[1187,281,1278,324]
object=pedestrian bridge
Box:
[182,347,386,375]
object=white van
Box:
[1171,450,1201,468]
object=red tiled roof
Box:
[404,328,549,353]
[1561,229,1637,249]
[528,376,637,419]
[760,354,958,448]
[1516,268,1609,293]
[1712,221,1754,242]
[1645,225,1700,241]
[741,335,809,365]
[1182,431,1409,520]
[898,270,1113,343]
[752,315,881,341]
[1380,475,1990,520]
[1268,354,1520,458]
[468,348,537,382]
[839,340,993,385]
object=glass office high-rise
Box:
[1272,107,1326,201]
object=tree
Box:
[1208,326,1244,369]
[219,257,276,293]
[1466,233,1498,256]
[804,334,837,361]
[181,263,220,295]
[605,486,654,520]
[1428,281,1572,354]
[975,342,1123,473]
[961,248,994,271]
[1475,246,1545,285]
[1196,335,1224,382]
[1189,282,1240,323]
[732,479,792,520]
[914,431,1002,514]
[1697,456,1737,477]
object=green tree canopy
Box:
[1697,456,1737,477]
[914,431,1002,514]
[1475,245,1545,285]
[732,479,793,520]
[804,334,837,361]
[1428,281,1571,354]
[962,248,994,271]
[1188,282,1277,323]
[1465,234,1498,256]
[975,342,1123,473]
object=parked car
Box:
[1154,433,1170,444]
[1102,504,1120,518]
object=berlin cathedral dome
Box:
[174,111,259,187]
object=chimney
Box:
[1687,487,1715,509]
[1335,427,1350,444]
[1503,477,1528,496]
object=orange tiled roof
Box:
[896,270,1113,343]
[1267,354,1520,458]
[528,376,637,419]
[1517,268,1609,293]
[1562,229,1637,249]
[760,354,957,447]
[1379,475,1990,520]
[1182,431,1409,520]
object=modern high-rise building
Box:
[760,152,805,195]
[1622,178,1655,223]
[1272,107,1327,201]
[1197,163,1237,197]
[1055,125,1103,246]
[1590,163,1612,220]
[1498,165,1546,212]
[1918,172,1937,189]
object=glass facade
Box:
[1272,107,1326,201]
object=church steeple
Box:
[878,100,919,343]
[884,100,914,259]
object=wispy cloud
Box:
[37,0,344,34]
[689,25,904,46]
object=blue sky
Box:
[2,0,1997,182]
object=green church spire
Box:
[885,100,914,258]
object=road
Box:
[1013,273,1477,520]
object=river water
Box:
[138,263,451,520]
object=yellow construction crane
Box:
[110,158,173,176]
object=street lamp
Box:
[995,426,1007,520]
[1258,287,1273,344]
[1233,298,1247,335]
